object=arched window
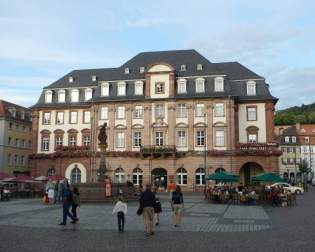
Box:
[47,167,55,177]
[132,168,143,185]
[71,166,81,184]
[115,168,125,183]
[176,168,187,185]
[195,168,205,185]
[215,168,225,173]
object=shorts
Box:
[173,204,182,214]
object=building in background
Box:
[30,49,280,190]
[0,100,32,175]
[275,123,315,182]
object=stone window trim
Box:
[40,130,51,152]
[246,126,259,143]
[176,167,188,185]
[134,81,144,95]
[84,88,93,101]
[115,131,125,148]
[55,111,64,125]
[133,105,144,119]
[155,82,165,94]
[214,103,225,117]
[132,168,143,185]
[214,77,224,92]
[67,129,78,146]
[100,106,109,120]
[195,128,206,147]
[83,110,91,124]
[152,128,167,146]
[177,78,187,94]
[214,127,226,147]
[71,89,79,103]
[117,82,126,96]
[195,168,206,186]
[132,131,142,147]
[42,111,51,125]
[54,129,64,147]
[101,82,110,97]
[246,105,258,121]
[195,78,205,93]
[246,80,256,96]
[176,128,187,147]
[116,106,126,120]
[81,128,91,146]
[69,111,78,124]
[58,89,66,103]
[45,90,53,103]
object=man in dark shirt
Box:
[140,184,156,236]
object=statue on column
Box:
[98,122,108,147]
[98,123,108,182]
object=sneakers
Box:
[70,220,77,224]
[59,222,66,226]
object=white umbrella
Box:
[35,176,48,181]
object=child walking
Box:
[112,197,127,232]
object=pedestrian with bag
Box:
[139,184,156,236]
[153,187,162,226]
[71,187,80,221]
[59,180,77,226]
[112,197,127,232]
[171,185,184,227]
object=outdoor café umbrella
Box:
[251,172,286,183]
[47,175,65,181]
[9,175,41,183]
[0,172,13,181]
[207,172,239,182]
[35,176,48,181]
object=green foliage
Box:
[275,102,315,125]
[299,159,309,173]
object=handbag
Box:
[137,206,143,216]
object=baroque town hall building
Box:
[30,50,280,190]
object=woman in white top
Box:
[112,197,128,232]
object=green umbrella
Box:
[207,172,239,182]
[251,172,286,183]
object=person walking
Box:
[153,188,162,226]
[59,180,76,226]
[71,187,80,221]
[171,185,184,227]
[112,197,127,232]
[54,181,59,204]
[57,180,64,203]
[139,184,156,236]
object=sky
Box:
[0,0,315,110]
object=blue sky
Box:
[0,0,315,109]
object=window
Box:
[58,90,65,103]
[215,130,225,147]
[177,130,186,147]
[82,135,90,146]
[85,88,93,101]
[195,104,205,117]
[155,82,165,94]
[133,168,143,185]
[20,156,25,166]
[155,104,164,119]
[155,132,164,146]
[47,168,55,177]
[55,135,63,146]
[195,78,205,93]
[176,104,187,118]
[70,111,78,124]
[248,134,257,143]
[177,79,187,94]
[69,135,77,146]
[43,112,51,124]
[71,166,81,184]
[7,154,11,166]
[247,81,256,95]
[247,107,257,121]
[116,132,125,148]
[135,81,143,95]
[116,106,125,119]
[20,111,25,120]
[124,68,130,74]
[196,130,205,146]
[8,137,11,145]
[15,138,19,147]
[117,82,126,96]
[100,107,108,120]
[101,83,109,96]
[56,112,64,124]
[133,132,142,147]
[214,77,224,92]
[305,137,309,144]
[197,64,203,71]
[71,89,79,102]
[180,65,186,71]
[22,139,25,148]
[139,67,145,73]
[177,168,187,185]
[92,75,97,82]
[285,136,290,143]
[41,136,49,151]
[196,168,205,185]
[115,168,125,183]
[14,155,18,166]
[28,140,32,148]
[292,136,296,143]
[45,90,52,103]
[68,76,74,83]
[214,103,225,117]
[133,106,143,119]
[10,108,16,117]
[83,111,91,123]
[9,122,12,129]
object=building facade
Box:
[31,50,280,190]
[275,123,315,181]
[0,100,32,175]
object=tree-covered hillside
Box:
[275,103,315,125]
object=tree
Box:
[299,159,309,173]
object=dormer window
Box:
[214,77,224,92]
[92,75,97,82]
[197,64,203,71]
[101,82,109,96]
[135,81,144,95]
[68,76,74,83]
[124,68,130,74]
[10,108,16,117]
[155,82,165,94]
[45,90,52,103]
[85,88,93,101]
[20,111,25,120]
[71,89,79,102]
[117,82,126,96]
[139,67,145,73]
[247,81,256,95]
[177,79,187,94]
[195,78,205,93]
[180,65,186,71]
[58,90,66,103]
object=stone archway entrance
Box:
[239,162,264,185]
[151,168,167,190]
